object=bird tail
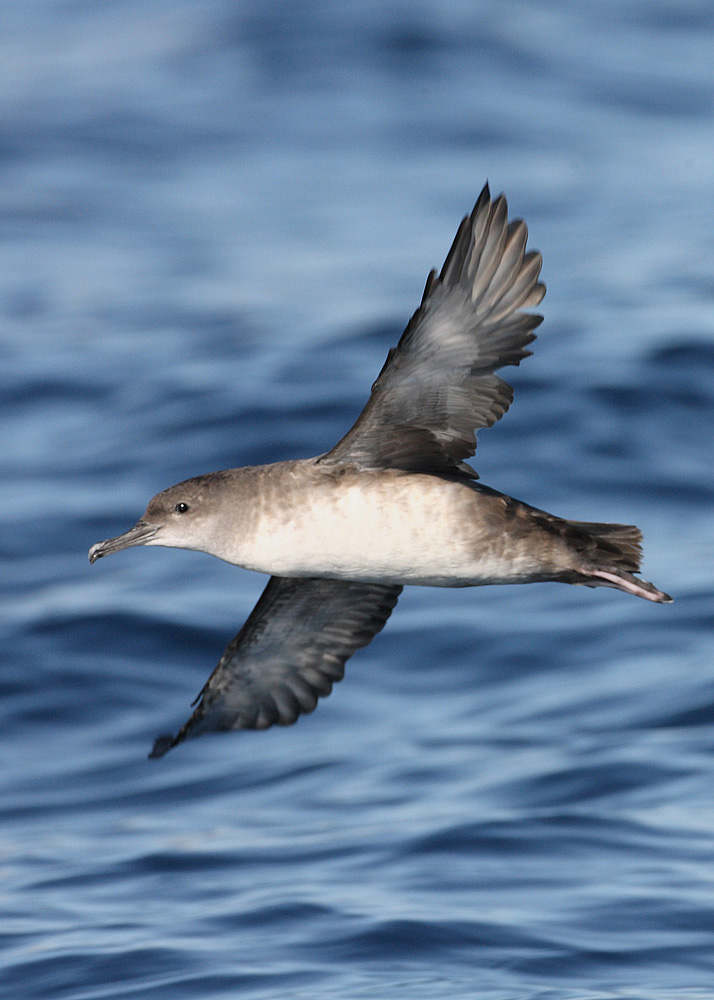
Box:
[563,520,672,603]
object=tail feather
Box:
[559,519,671,603]
[566,520,643,570]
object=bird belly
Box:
[232,473,542,587]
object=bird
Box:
[89,184,671,758]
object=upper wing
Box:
[319,184,545,477]
[150,576,401,757]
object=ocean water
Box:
[3,2,714,997]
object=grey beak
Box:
[89,520,160,564]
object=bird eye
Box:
[175,502,189,514]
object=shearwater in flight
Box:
[89,185,671,757]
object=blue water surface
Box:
[3,2,714,998]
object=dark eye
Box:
[174,502,189,514]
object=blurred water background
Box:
[3,2,714,997]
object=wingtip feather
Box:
[149,733,176,759]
